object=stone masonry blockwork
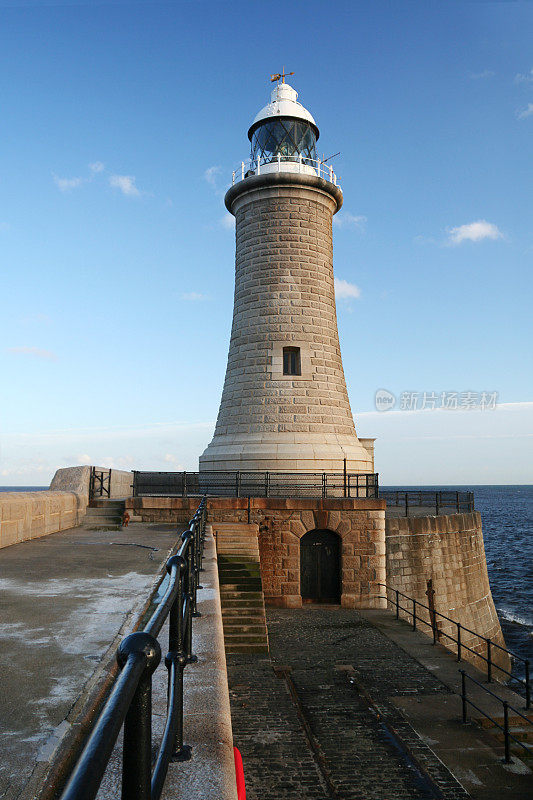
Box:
[200,175,373,473]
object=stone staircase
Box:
[84,499,125,530]
[214,523,269,655]
[479,710,533,760]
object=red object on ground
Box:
[234,746,246,800]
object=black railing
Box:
[60,498,207,800]
[460,670,533,763]
[377,583,530,709]
[89,467,111,500]
[133,470,379,499]
[380,490,474,517]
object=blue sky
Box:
[1,0,532,485]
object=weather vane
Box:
[270,67,294,85]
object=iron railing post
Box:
[118,633,161,800]
[405,493,409,517]
[487,638,492,682]
[461,671,467,723]
[412,599,417,631]
[457,623,462,661]
[503,701,511,763]
[526,661,531,710]
[395,590,399,619]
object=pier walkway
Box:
[0,522,179,800]
[228,607,532,800]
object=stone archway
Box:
[300,529,341,603]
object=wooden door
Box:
[300,530,340,603]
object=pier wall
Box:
[0,491,85,549]
[385,512,509,673]
[126,496,387,609]
[0,466,133,549]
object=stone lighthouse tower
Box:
[200,78,373,474]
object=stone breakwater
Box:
[0,465,132,549]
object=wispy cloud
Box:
[334,278,361,300]
[181,292,208,301]
[89,161,105,173]
[517,103,533,120]
[469,70,495,80]
[53,174,84,192]
[515,68,533,84]
[333,212,367,231]
[6,346,57,361]
[20,313,51,325]
[446,220,503,245]
[204,165,222,186]
[220,213,235,230]
[109,174,141,197]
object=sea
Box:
[2,484,532,682]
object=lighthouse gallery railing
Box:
[133,470,378,499]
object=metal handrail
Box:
[132,470,379,499]
[460,670,533,763]
[60,498,208,800]
[376,583,530,709]
[231,154,340,187]
[380,490,474,516]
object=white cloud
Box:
[6,346,57,361]
[446,220,503,245]
[181,292,208,301]
[53,174,84,192]
[221,213,235,230]
[89,161,105,173]
[515,68,533,84]
[469,70,495,80]
[20,313,51,324]
[517,103,533,120]
[333,212,367,231]
[164,454,184,468]
[204,165,221,186]
[109,174,141,197]
[334,278,361,300]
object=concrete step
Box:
[220,590,264,599]
[223,623,268,634]
[89,500,125,509]
[223,633,267,644]
[494,728,533,743]
[225,643,269,654]
[222,607,266,618]
[220,600,264,610]
[219,583,263,592]
[479,714,533,729]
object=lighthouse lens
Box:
[251,119,317,165]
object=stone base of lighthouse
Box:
[199,432,374,473]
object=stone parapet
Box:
[0,491,85,549]
[385,511,509,675]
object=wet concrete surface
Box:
[0,523,179,800]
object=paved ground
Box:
[0,523,180,800]
[227,607,532,800]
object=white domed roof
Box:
[248,83,319,140]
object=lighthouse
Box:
[200,77,374,475]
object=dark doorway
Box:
[300,529,341,603]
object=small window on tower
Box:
[283,346,301,376]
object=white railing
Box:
[231,154,341,189]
